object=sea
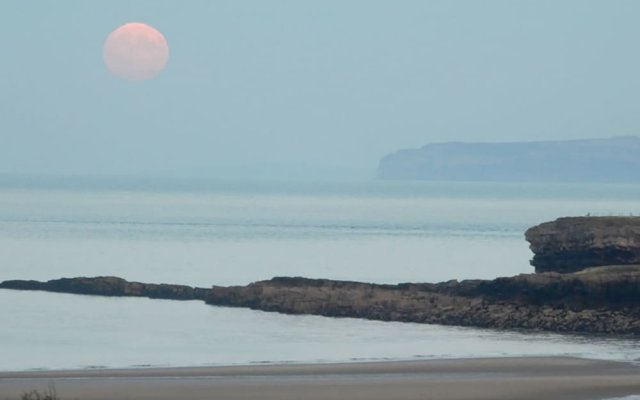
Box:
[2,178,640,371]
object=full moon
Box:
[103,22,169,81]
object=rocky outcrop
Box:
[3,267,640,335]
[0,276,210,301]
[203,267,640,335]
[525,217,640,273]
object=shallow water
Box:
[3,290,640,371]
[2,179,640,370]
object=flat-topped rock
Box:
[525,216,640,273]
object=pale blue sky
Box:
[2,1,640,179]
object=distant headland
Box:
[377,136,640,182]
[3,216,640,335]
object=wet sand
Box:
[1,357,639,400]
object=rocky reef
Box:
[526,216,640,273]
[0,276,209,301]
[205,267,640,335]
[3,266,640,335]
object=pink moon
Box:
[103,22,169,81]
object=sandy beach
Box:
[1,357,639,400]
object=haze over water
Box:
[2,179,640,371]
[3,0,640,384]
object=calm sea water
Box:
[2,179,640,371]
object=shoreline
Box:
[2,357,640,400]
[2,352,639,376]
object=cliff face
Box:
[525,217,640,273]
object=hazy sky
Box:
[2,1,640,180]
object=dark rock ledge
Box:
[0,276,210,301]
[206,268,640,335]
[3,266,640,335]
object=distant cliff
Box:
[526,216,640,273]
[377,136,640,182]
